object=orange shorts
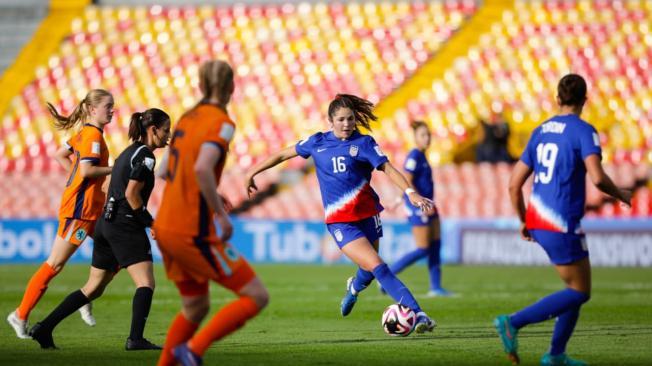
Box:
[57,218,96,246]
[155,229,256,294]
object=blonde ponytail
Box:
[47,89,112,130]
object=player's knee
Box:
[251,286,270,310]
[361,259,383,272]
[136,279,155,290]
[82,283,107,300]
[182,295,210,323]
[45,260,65,273]
[184,303,209,323]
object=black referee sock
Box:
[40,289,90,331]
[129,287,153,340]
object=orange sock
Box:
[157,312,200,366]
[188,296,260,357]
[16,263,58,320]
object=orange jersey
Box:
[155,104,235,236]
[58,124,109,220]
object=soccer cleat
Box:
[125,337,163,351]
[7,310,31,339]
[494,315,520,364]
[29,322,57,349]
[340,277,358,316]
[414,312,436,333]
[79,302,96,327]
[540,353,588,366]
[173,343,203,366]
[426,288,454,298]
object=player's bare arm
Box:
[584,154,632,207]
[379,161,432,212]
[79,161,112,178]
[53,146,73,171]
[195,143,232,241]
[245,145,299,197]
[125,179,146,211]
[155,148,169,179]
[508,160,534,241]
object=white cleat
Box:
[414,312,437,334]
[79,302,96,327]
[7,310,31,339]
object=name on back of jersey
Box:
[541,121,566,134]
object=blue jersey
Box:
[295,131,389,223]
[521,114,602,234]
[403,148,434,200]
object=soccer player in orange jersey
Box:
[30,109,171,350]
[154,60,269,366]
[7,89,113,339]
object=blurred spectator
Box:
[476,115,514,163]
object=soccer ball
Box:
[381,304,416,336]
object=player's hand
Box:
[245,174,258,198]
[619,188,632,208]
[216,212,233,242]
[219,193,233,212]
[408,192,433,213]
[149,227,156,240]
[519,223,533,241]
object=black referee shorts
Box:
[92,214,153,272]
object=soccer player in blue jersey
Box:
[494,74,631,366]
[382,120,452,297]
[246,94,436,333]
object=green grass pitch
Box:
[1,264,651,365]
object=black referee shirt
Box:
[108,142,156,213]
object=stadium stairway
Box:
[0,0,89,121]
[373,0,514,164]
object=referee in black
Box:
[31,108,171,350]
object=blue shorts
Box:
[530,229,589,265]
[404,203,439,226]
[327,215,383,249]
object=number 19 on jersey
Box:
[535,143,558,184]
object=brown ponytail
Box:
[128,108,170,142]
[327,94,377,131]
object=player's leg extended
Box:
[348,239,377,301]
[125,260,161,350]
[391,224,430,276]
[341,238,435,333]
[426,218,451,296]
[8,235,78,339]
[30,266,114,349]
[542,258,591,366]
[183,276,269,361]
[495,258,590,365]
[379,225,428,295]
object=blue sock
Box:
[550,307,581,355]
[389,247,428,275]
[351,267,374,294]
[427,240,442,290]
[372,263,422,313]
[510,288,589,329]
